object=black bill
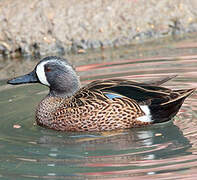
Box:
[7,70,38,85]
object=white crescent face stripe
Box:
[36,61,50,86]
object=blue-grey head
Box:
[7,56,80,97]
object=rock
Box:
[0,0,197,57]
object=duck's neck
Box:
[49,88,79,98]
[49,79,80,98]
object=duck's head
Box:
[7,56,80,97]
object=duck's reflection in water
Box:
[38,120,191,163]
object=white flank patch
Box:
[137,105,153,122]
[36,61,50,86]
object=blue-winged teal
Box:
[7,56,195,132]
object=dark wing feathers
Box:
[83,78,195,106]
[84,79,172,103]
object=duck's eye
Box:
[46,67,51,72]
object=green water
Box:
[1,37,197,179]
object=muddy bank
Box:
[0,0,197,57]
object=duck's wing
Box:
[84,79,172,103]
[83,79,195,123]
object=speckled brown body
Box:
[36,88,150,132]
[35,77,196,132]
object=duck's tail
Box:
[150,88,195,123]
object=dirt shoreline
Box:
[0,0,197,57]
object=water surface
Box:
[1,38,197,179]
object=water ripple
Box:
[1,45,197,179]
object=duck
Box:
[7,56,195,132]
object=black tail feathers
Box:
[150,88,195,123]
